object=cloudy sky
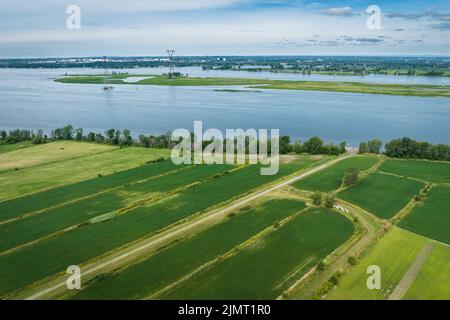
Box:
[0,0,449,57]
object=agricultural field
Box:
[0,141,34,154]
[338,172,424,219]
[0,153,326,297]
[403,243,450,300]
[327,227,430,300]
[160,208,354,300]
[0,141,114,173]
[0,147,170,201]
[399,186,450,244]
[379,159,450,183]
[71,198,306,299]
[293,155,380,192]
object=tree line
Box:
[0,126,448,161]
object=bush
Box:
[317,260,327,271]
[343,167,359,186]
[325,193,336,208]
[348,256,358,265]
[312,192,322,206]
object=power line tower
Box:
[167,49,176,79]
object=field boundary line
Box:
[388,242,433,300]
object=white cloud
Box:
[320,7,353,17]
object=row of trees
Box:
[385,137,449,161]
[1,126,449,161]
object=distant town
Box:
[2,55,450,77]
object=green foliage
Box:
[312,191,323,206]
[385,137,450,161]
[317,260,327,271]
[343,167,359,187]
[347,256,358,265]
[325,193,336,208]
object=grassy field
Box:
[161,208,354,300]
[72,198,306,299]
[379,159,450,183]
[0,160,180,223]
[0,156,325,296]
[327,227,429,300]
[338,172,424,219]
[293,156,380,192]
[399,186,450,244]
[0,164,231,252]
[0,141,114,173]
[0,146,170,201]
[404,243,450,300]
[0,141,34,154]
[55,74,450,98]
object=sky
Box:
[0,0,449,58]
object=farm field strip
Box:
[0,141,116,173]
[338,172,424,219]
[293,155,380,192]
[388,243,433,300]
[0,147,171,201]
[0,141,34,155]
[399,185,450,244]
[378,159,450,184]
[70,198,306,299]
[326,227,429,300]
[0,164,233,253]
[0,156,325,296]
[159,208,354,300]
[403,243,450,300]
[0,159,179,223]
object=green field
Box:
[338,172,424,219]
[0,147,170,201]
[0,141,34,155]
[327,227,429,300]
[379,159,450,183]
[293,156,380,192]
[72,198,306,299]
[0,164,231,252]
[399,186,450,244]
[0,155,324,296]
[0,141,115,173]
[0,160,180,223]
[161,208,354,300]
[404,243,450,300]
[56,74,450,98]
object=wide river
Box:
[0,67,449,146]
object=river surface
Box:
[0,67,449,146]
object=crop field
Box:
[338,172,424,219]
[0,155,325,296]
[293,156,380,192]
[0,160,181,222]
[399,186,450,244]
[161,208,354,300]
[0,141,34,154]
[0,141,115,173]
[0,147,170,201]
[327,227,429,300]
[0,164,231,252]
[71,198,306,299]
[379,159,450,183]
[403,243,450,300]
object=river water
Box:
[0,67,449,146]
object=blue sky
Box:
[0,0,449,57]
